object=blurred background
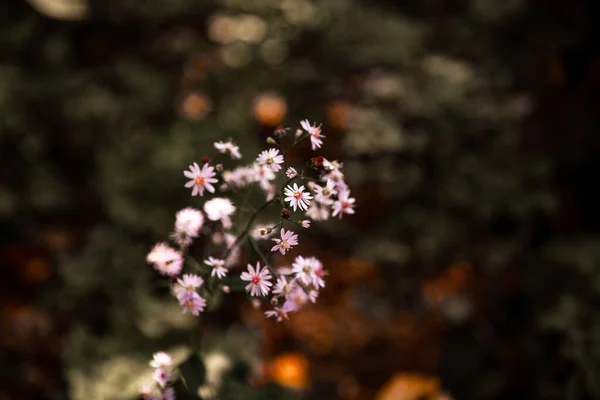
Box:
[2,0,600,399]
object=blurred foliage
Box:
[2,0,600,399]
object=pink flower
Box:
[204,197,236,229]
[292,255,320,286]
[179,291,206,316]
[214,140,242,159]
[240,262,272,297]
[313,179,337,204]
[332,189,356,218]
[184,162,218,196]
[265,306,291,322]
[272,275,296,297]
[283,183,313,212]
[256,148,284,172]
[283,287,310,312]
[170,207,204,247]
[146,243,183,276]
[305,200,330,221]
[174,274,204,301]
[300,219,311,229]
[205,256,227,279]
[286,167,298,178]
[153,367,169,388]
[271,228,298,255]
[300,119,325,150]
[162,387,176,400]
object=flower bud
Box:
[295,129,303,137]
[270,296,279,306]
[221,285,230,293]
[274,125,286,137]
[216,163,224,172]
[266,137,277,145]
[281,208,291,219]
[201,156,211,164]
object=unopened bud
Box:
[281,208,291,219]
[295,129,303,137]
[201,156,211,164]
[310,156,325,169]
[215,163,224,172]
[251,299,261,309]
[274,125,286,137]
[221,285,230,293]
[270,296,278,306]
[266,137,277,145]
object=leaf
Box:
[178,354,206,394]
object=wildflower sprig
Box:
[142,121,356,396]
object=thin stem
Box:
[222,198,278,260]
[248,236,278,277]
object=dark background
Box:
[2,0,600,399]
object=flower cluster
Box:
[142,352,175,400]
[142,121,355,397]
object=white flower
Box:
[184,162,218,196]
[305,200,330,221]
[283,286,310,311]
[292,255,320,286]
[271,228,299,255]
[240,262,272,297]
[313,179,337,204]
[146,243,183,276]
[283,183,313,212]
[256,148,284,172]
[205,256,228,279]
[300,119,325,150]
[332,189,356,218]
[265,306,291,322]
[174,274,204,301]
[171,207,204,247]
[286,167,298,178]
[150,352,173,369]
[252,163,276,183]
[204,197,236,229]
[301,219,311,229]
[214,140,242,159]
[272,275,296,297]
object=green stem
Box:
[222,198,278,260]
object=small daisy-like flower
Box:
[292,255,320,286]
[272,275,296,297]
[313,263,326,289]
[184,162,218,196]
[153,367,169,388]
[271,228,299,255]
[162,388,176,400]
[332,189,356,218]
[171,207,204,247]
[240,262,272,297]
[174,274,204,301]
[205,256,228,279]
[256,148,284,172]
[179,291,206,316]
[265,306,291,322]
[313,179,337,204]
[284,286,310,311]
[283,183,313,212]
[204,197,236,229]
[308,289,319,303]
[301,219,311,229]
[252,163,276,184]
[305,200,330,221]
[150,352,173,369]
[300,119,325,151]
[214,140,242,159]
[146,243,183,276]
[286,167,298,178]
